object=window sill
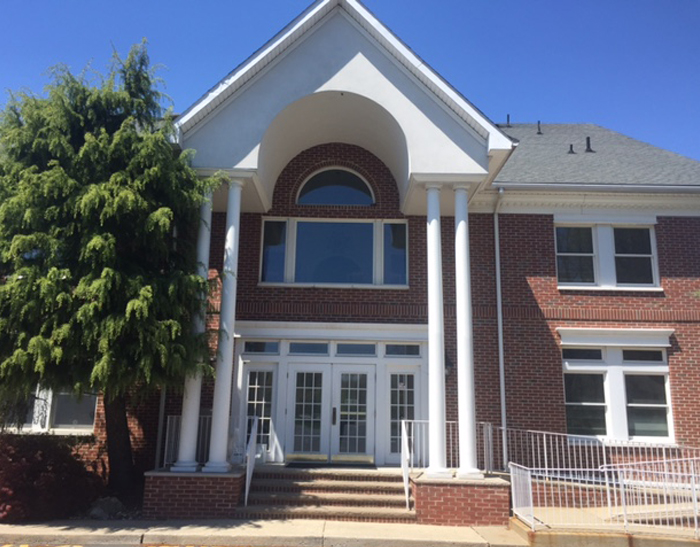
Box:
[558,285,664,293]
[567,435,676,446]
[258,282,409,290]
[10,427,95,436]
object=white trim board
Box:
[557,328,675,348]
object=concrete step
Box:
[251,478,406,494]
[233,504,418,523]
[253,466,404,483]
[246,490,409,508]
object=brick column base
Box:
[143,470,245,519]
[411,475,510,526]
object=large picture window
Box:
[261,219,408,286]
[555,225,658,289]
[563,347,671,440]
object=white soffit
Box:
[557,328,675,348]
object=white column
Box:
[172,197,212,472]
[455,186,483,479]
[204,180,243,473]
[426,184,449,478]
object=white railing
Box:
[401,419,459,471]
[162,414,212,467]
[510,459,700,539]
[244,416,259,507]
[400,420,411,509]
[480,422,700,474]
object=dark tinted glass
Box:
[289,342,328,354]
[625,375,666,405]
[244,341,280,354]
[295,222,373,283]
[557,256,595,283]
[556,227,593,253]
[566,406,607,436]
[622,350,663,362]
[261,221,286,282]
[614,228,651,254]
[627,408,669,437]
[615,257,653,284]
[298,170,373,205]
[386,344,420,356]
[384,224,407,285]
[337,343,376,356]
[565,374,605,403]
[53,393,96,427]
[562,348,603,360]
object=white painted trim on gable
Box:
[557,328,675,348]
[175,0,513,153]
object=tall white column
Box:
[426,184,449,477]
[455,186,483,479]
[204,180,243,473]
[172,197,213,472]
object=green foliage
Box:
[0,42,220,402]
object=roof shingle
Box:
[495,124,700,187]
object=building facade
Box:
[25,0,700,525]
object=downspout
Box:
[494,187,508,469]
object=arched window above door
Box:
[297,169,374,206]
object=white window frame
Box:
[555,222,660,291]
[259,217,409,288]
[559,327,674,443]
[17,386,97,435]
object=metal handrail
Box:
[244,416,259,507]
[401,420,411,509]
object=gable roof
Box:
[495,124,700,191]
[175,0,512,152]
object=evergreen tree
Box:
[0,42,220,493]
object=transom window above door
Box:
[297,169,374,206]
[261,219,407,286]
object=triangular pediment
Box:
[177,0,514,213]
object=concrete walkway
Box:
[0,519,528,547]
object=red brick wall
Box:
[73,391,164,479]
[143,472,244,519]
[498,214,700,443]
[412,478,510,526]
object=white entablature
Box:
[175,0,514,215]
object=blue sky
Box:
[1,0,699,160]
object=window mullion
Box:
[374,220,382,284]
[286,220,297,283]
[597,226,616,287]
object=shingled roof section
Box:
[494,124,700,188]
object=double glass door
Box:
[287,364,375,463]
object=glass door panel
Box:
[331,365,375,463]
[286,365,330,461]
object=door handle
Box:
[332,407,337,426]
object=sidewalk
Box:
[0,518,528,547]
